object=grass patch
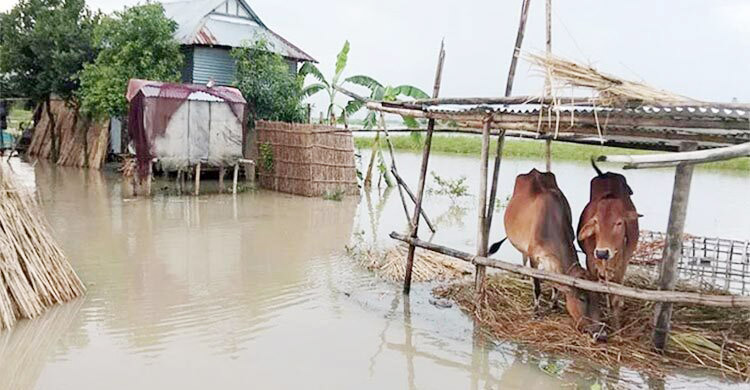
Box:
[354,134,750,172]
[7,105,32,135]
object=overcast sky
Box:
[2,0,749,116]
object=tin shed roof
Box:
[160,0,316,63]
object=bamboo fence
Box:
[28,99,109,169]
[255,120,359,197]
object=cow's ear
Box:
[625,211,641,220]
[578,218,597,240]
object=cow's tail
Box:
[590,157,604,176]
[488,237,508,256]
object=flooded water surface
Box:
[0,149,748,389]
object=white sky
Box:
[2,0,749,117]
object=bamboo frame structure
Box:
[341,0,750,357]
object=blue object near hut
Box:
[160,0,317,86]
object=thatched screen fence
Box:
[255,120,359,197]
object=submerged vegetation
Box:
[355,134,750,172]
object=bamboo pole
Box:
[232,163,239,195]
[403,40,446,294]
[544,0,553,171]
[475,116,492,297]
[598,141,750,169]
[390,168,436,233]
[194,162,201,196]
[219,166,225,193]
[484,0,531,242]
[390,232,750,307]
[653,142,698,352]
[380,112,413,227]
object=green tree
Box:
[343,77,428,188]
[299,40,350,124]
[78,3,183,119]
[0,0,98,159]
[231,39,305,123]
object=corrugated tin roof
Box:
[160,0,316,62]
[126,79,246,103]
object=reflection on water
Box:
[0,154,746,389]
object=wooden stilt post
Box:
[390,169,436,233]
[232,163,239,195]
[652,141,698,352]
[475,116,492,297]
[544,0,553,172]
[219,165,225,193]
[403,40,446,294]
[194,162,201,196]
[380,112,413,227]
[484,0,531,249]
[545,138,552,172]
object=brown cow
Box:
[577,160,640,329]
[491,169,606,340]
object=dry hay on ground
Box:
[349,243,473,283]
[434,271,750,381]
[0,164,85,331]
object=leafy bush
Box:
[231,40,305,123]
[428,172,469,202]
[78,4,183,118]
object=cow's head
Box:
[561,267,607,342]
[579,197,640,261]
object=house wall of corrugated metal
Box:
[180,46,195,83]
[192,46,237,86]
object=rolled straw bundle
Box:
[0,164,85,331]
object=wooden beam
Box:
[653,142,698,352]
[232,163,239,195]
[390,168,436,233]
[194,162,201,196]
[598,141,750,169]
[380,112,413,227]
[404,40,446,295]
[390,232,750,307]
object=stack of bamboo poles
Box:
[28,99,109,169]
[523,52,697,106]
[0,164,85,331]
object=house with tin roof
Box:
[160,0,316,86]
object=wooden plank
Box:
[653,142,698,352]
[390,231,750,307]
[475,116,492,296]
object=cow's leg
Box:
[612,294,624,330]
[532,277,542,314]
[549,287,560,310]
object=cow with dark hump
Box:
[489,168,606,341]
[577,160,640,329]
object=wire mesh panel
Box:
[632,230,750,295]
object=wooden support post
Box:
[194,162,201,196]
[652,141,698,352]
[485,0,531,249]
[232,163,239,195]
[176,169,183,195]
[390,168,436,233]
[380,112,413,227]
[544,0,553,172]
[545,138,552,171]
[219,166,225,193]
[403,40,445,294]
[475,116,492,297]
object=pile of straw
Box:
[434,271,750,381]
[0,164,85,331]
[524,52,697,106]
[351,243,472,283]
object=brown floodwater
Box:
[0,149,747,389]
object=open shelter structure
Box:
[341,0,750,361]
[126,79,248,195]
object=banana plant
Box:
[343,76,429,188]
[299,40,350,124]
